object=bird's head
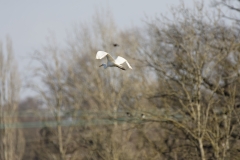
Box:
[99,64,107,69]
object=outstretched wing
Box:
[96,51,115,62]
[115,56,132,69]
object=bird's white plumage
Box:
[96,51,114,62]
[115,56,132,69]
[96,51,132,70]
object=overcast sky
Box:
[1,0,210,99]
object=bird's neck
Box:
[103,64,108,69]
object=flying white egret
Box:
[96,51,132,70]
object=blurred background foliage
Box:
[1,1,240,159]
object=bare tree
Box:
[31,9,149,160]
[0,37,25,160]
[211,0,240,23]
[139,1,240,159]
[28,2,240,160]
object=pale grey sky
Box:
[0,0,207,99]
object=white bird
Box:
[96,51,132,70]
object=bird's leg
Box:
[115,64,126,70]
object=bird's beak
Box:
[99,64,103,67]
